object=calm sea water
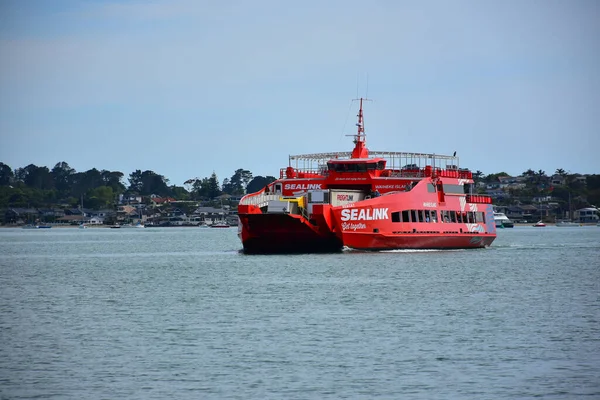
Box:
[1,226,599,399]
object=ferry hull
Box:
[340,231,495,251]
[239,213,342,254]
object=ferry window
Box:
[427,183,436,193]
[410,210,418,223]
[467,212,474,223]
[443,184,464,194]
[449,211,457,223]
[456,212,462,223]
[430,210,438,222]
[476,212,486,223]
[419,210,426,222]
[392,212,400,222]
[367,163,376,171]
[377,161,386,170]
[463,183,472,194]
[402,210,410,222]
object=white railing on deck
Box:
[239,193,282,207]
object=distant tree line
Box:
[0,161,276,209]
[471,168,600,213]
[1,161,598,211]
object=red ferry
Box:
[237,98,496,253]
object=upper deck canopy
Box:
[289,150,460,171]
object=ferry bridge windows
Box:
[443,184,464,194]
[328,163,374,173]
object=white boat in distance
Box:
[79,196,87,229]
[493,212,514,228]
[120,222,145,228]
[22,224,52,229]
[555,220,580,227]
[210,221,230,228]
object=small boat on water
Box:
[120,222,145,229]
[79,196,88,229]
[494,212,514,228]
[211,201,231,228]
[555,220,579,227]
[533,220,546,227]
[22,224,52,229]
[237,97,497,253]
[210,221,230,228]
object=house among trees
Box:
[575,208,599,223]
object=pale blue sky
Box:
[1,0,598,187]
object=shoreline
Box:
[0,224,227,229]
[2,222,596,229]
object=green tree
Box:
[86,186,115,209]
[207,172,221,199]
[15,164,54,190]
[483,172,509,184]
[0,162,14,186]
[555,168,566,177]
[185,173,222,199]
[128,170,169,196]
[101,170,126,194]
[246,175,277,194]
[128,170,143,193]
[170,185,189,200]
[184,177,204,199]
[51,161,75,193]
[223,168,253,195]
